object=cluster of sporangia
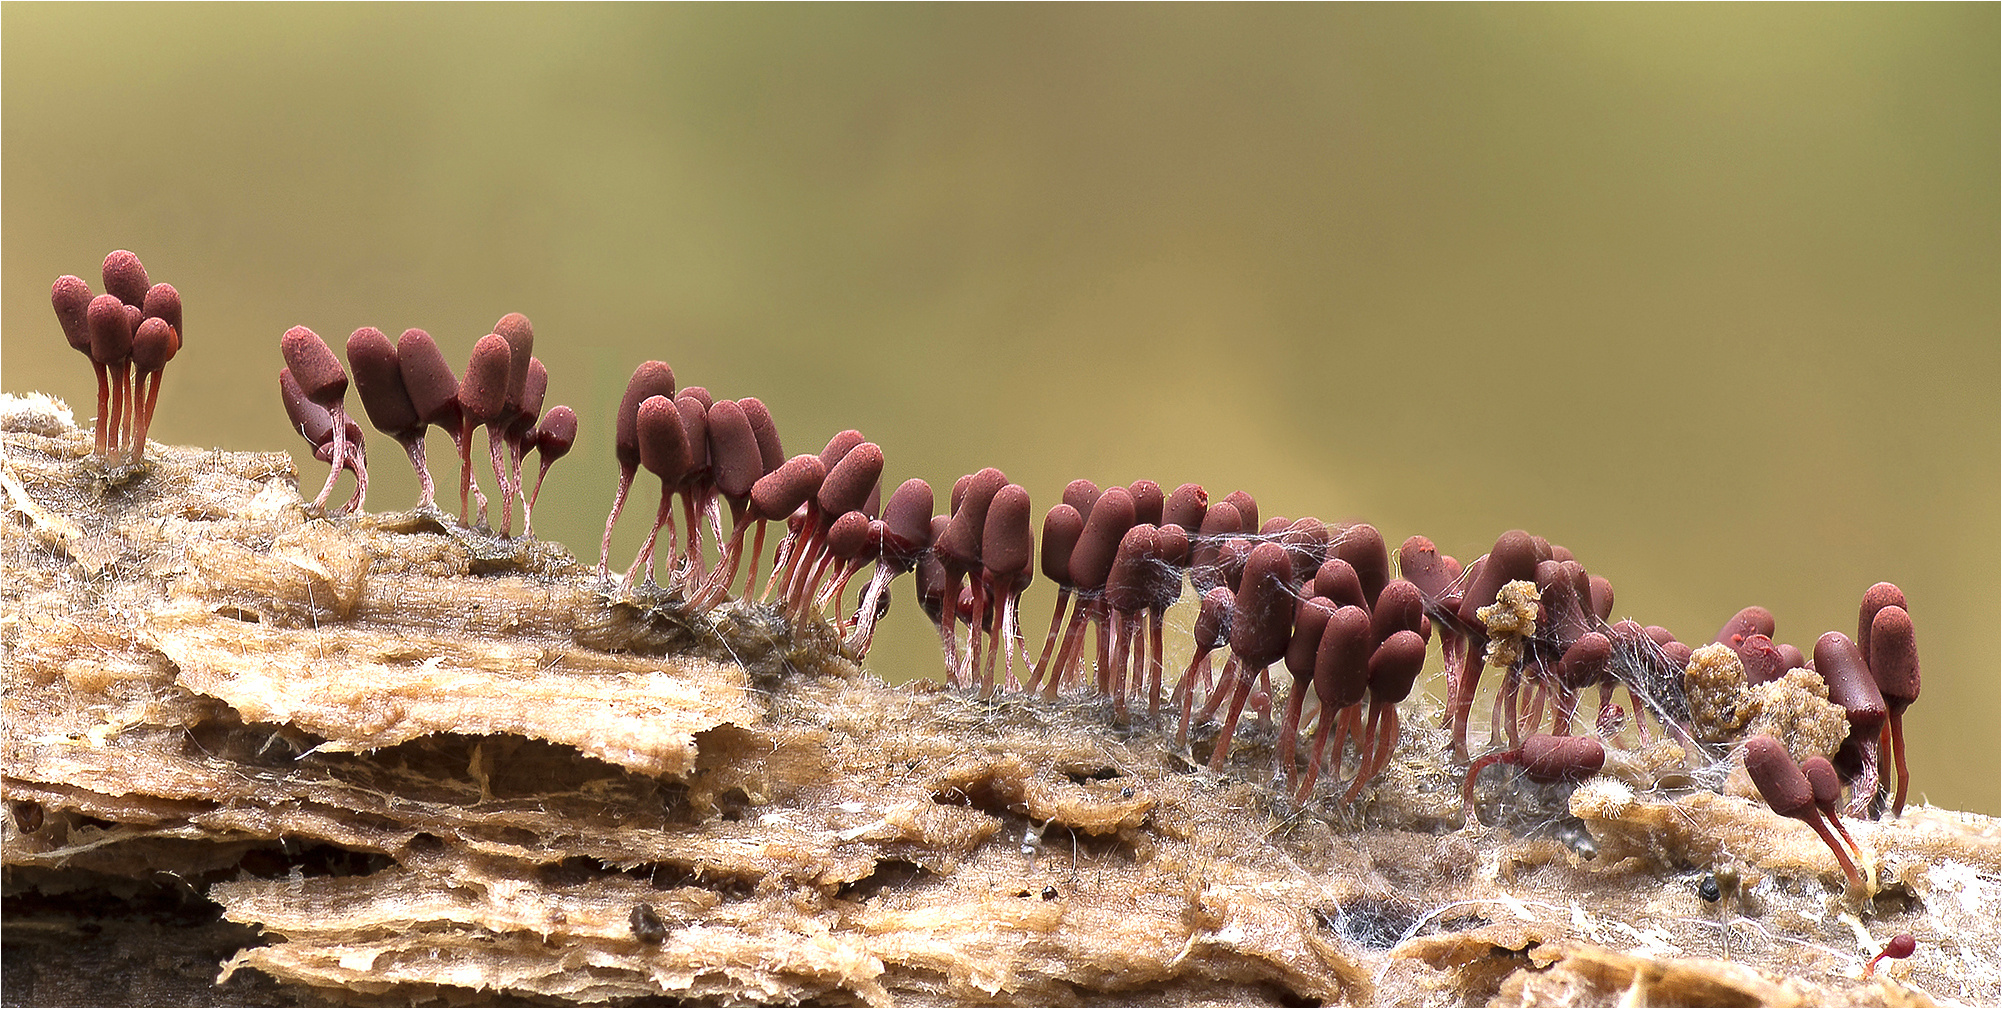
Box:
[43,258,1926,888]
[49,251,183,464]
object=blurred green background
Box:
[6,5,1995,815]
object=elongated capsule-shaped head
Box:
[1040,504,1085,586]
[939,467,1006,568]
[1193,586,1233,653]
[825,510,871,560]
[492,313,533,411]
[1744,735,1813,819]
[1285,596,1339,682]
[1587,574,1616,622]
[614,361,676,469]
[1221,490,1257,532]
[510,357,548,437]
[1371,579,1428,645]
[1104,523,1159,613]
[674,396,710,477]
[677,385,712,410]
[1150,523,1190,609]
[1189,500,1242,592]
[819,430,866,471]
[346,327,421,438]
[102,250,150,306]
[1519,735,1606,783]
[1060,479,1101,520]
[1868,605,1920,710]
[882,478,936,562]
[1127,480,1164,526]
[1369,629,1429,705]
[1458,529,1540,626]
[750,454,825,521]
[394,329,460,428]
[1556,632,1613,691]
[1856,582,1908,659]
[535,406,578,460]
[1313,604,1373,710]
[1281,517,1330,586]
[459,335,512,425]
[1332,522,1389,608]
[280,325,350,407]
[52,276,94,353]
[1228,542,1296,670]
[1398,535,1456,605]
[1736,633,1788,685]
[706,400,762,501]
[982,484,1035,580]
[1799,755,1845,818]
[279,367,335,447]
[819,441,883,517]
[132,317,176,374]
[636,395,690,483]
[88,295,134,365]
[1813,631,1887,730]
[1312,558,1367,611]
[737,397,784,474]
[1068,486,1136,591]
[1164,483,1208,534]
[1715,606,1776,650]
[142,283,182,341]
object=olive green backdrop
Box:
[6,4,1996,815]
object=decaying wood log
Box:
[4,392,1997,1006]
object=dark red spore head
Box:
[614,361,677,469]
[1715,606,1777,650]
[1520,735,1606,783]
[1369,629,1428,704]
[1286,597,1339,682]
[673,396,710,476]
[142,283,182,340]
[512,358,548,436]
[88,295,133,364]
[1867,605,1920,710]
[279,367,334,446]
[1068,486,1136,591]
[636,395,691,483]
[1061,479,1102,519]
[1281,517,1330,585]
[882,478,936,562]
[459,335,512,425]
[819,430,866,471]
[1127,480,1165,526]
[1740,634,1790,685]
[1314,604,1373,710]
[395,330,461,429]
[824,510,871,560]
[1149,524,1190,608]
[1105,524,1159,613]
[1228,542,1296,670]
[982,484,1035,579]
[706,400,762,501]
[281,325,349,406]
[737,397,784,474]
[1556,632,1613,690]
[1332,522,1389,607]
[1312,558,1367,611]
[1397,535,1456,605]
[751,454,826,521]
[1813,631,1887,730]
[535,406,578,459]
[1799,755,1845,816]
[492,313,534,410]
[1743,735,1814,819]
[1040,504,1085,585]
[1458,529,1540,626]
[132,318,175,374]
[1856,582,1908,659]
[101,250,149,307]
[1164,483,1208,533]
[1371,579,1428,645]
[1588,574,1616,621]
[345,328,420,438]
[676,385,713,410]
[52,276,94,353]
[1194,587,1233,652]
[1189,500,1243,592]
[818,442,884,517]
[1221,490,1258,532]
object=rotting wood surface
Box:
[3,393,1996,1007]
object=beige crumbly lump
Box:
[1477,579,1541,670]
[1685,642,1751,742]
[1743,667,1853,763]
[4,396,1995,1007]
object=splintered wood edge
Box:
[150,610,758,779]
